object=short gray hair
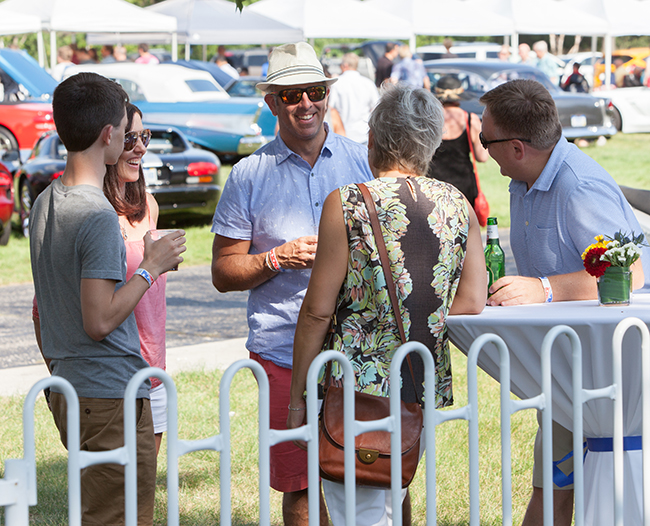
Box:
[368,84,444,176]
[341,53,359,70]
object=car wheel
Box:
[0,220,10,246]
[19,180,34,238]
[0,126,19,152]
[611,106,622,132]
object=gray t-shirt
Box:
[30,179,150,398]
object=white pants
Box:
[323,424,425,526]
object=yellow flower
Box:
[581,235,609,261]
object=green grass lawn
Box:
[0,348,537,525]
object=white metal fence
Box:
[1,317,648,526]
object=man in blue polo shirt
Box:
[210,42,372,526]
[479,79,649,526]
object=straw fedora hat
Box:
[256,42,337,92]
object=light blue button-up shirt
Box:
[509,137,650,291]
[212,127,373,368]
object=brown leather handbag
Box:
[318,182,424,489]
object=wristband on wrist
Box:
[539,276,553,303]
[265,251,279,273]
[288,404,306,411]
[134,268,154,288]
[268,247,285,272]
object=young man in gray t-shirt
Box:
[30,72,185,525]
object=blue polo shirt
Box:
[212,126,373,368]
[509,137,650,291]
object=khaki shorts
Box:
[532,411,578,490]
[50,393,157,526]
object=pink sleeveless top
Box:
[125,211,167,389]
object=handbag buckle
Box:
[358,448,379,464]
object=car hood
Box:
[0,49,57,100]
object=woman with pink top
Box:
[103,103,169,453]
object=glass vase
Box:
[598,266,631,306]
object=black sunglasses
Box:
[479,132,531,150]
[123,129,152,151]
[274,85,327,105]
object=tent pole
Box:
[604,34,612,88]
[591,35,597,91]
[511,33,519,54]
[37,31,45,69]
[50,31,57,72]
[185,43,190,61]
[171,32,178,62]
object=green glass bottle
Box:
[484,217,505,293]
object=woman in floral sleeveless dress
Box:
[288,84,487,525]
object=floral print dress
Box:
[327,177,469,408]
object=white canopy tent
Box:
[0,0,178,69]
[248,0,413,40]
[0,8,42,35]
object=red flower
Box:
[583,247,611,278]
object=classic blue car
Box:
[1,49,277,161]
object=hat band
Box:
[266,64,325,85]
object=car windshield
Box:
[428,71,489,95]
[228,80,262,97]
[148,130,185,154]
[485,69,557,91]
[185,79,225,94]
[112,79,146,102]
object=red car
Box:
[0,160,14,245]
[0,48,58,153]
[0,103,55,151]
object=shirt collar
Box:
[273,122,333,165]
[529,136,569,192]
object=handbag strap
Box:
[358,183,419,400]
[465,111,482,193]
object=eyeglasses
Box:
[274,85,327,105]
[123,129,152,151]
[479,132,531,150]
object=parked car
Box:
[212,47,269,77]
[0,49,57,156]
[226,76,265,98]
[417,41,505,61]
[16,126,221,236]
[0,160,13,245]
[424,59,617,141]
[594,48,650,88]
[595,85,650,133]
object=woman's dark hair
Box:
[103,103,147,225]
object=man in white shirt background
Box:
[328,53,379,145]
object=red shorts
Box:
[250,352,308,493]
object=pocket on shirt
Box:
[532,225,564,274]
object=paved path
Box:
[0,228,516,395]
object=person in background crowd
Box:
[215,54,240,80]
[441,37,458,59]
[51,45,74,82]
[375,42,399,87]
[562,62,589,92]
[427,75,488,209]
[391,44,431,90]
[101,45,116,63]
[498,44,512,62]
[136,44,159,65]
[88,48,99,63]
[479,78,649,526]
[76,47,95,64]
[288,83,486,526]
[328,53,379,145]
[518,43,537,66]
[532,40,559,84]
[211,42,373,526]
[114,46,128,62]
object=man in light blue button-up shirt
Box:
[211,42,372,525]
[479,79,649,526]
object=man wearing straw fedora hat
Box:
[211,42,373,525]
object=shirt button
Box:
[311,173,314,177]
[315,202,320,207]
[525,221,529,226]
